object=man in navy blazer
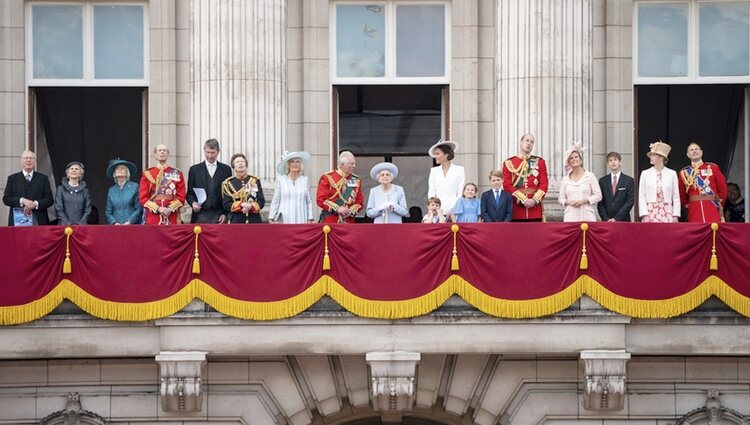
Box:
[481,169,513,222]
[3,150,54,226]
[597,151,634,221]
[187,138,233,223]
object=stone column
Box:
[496,0,593,183]
[190,0,286,181]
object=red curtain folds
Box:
[1,223,749,324]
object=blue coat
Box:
[105,181,142,224]
[480,188,513,222]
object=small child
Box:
[480,169,513,222]
[422,197,447,223]
[451,183,481,223]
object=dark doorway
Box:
[635,84,743,177]
[336,85,445,221]
[34,87,145,223]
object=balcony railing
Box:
[1,222,749,325]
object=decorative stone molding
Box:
[38,392,107,425]
[366,351,421,411]
[675,389,749,425]
[155,351,207,412]
[580,350,630,411]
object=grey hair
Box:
[204,138,220,151]
[338,150,354,165]
[112,164,131,180]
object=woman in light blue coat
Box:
[268,151,314,224]
[105,159,142,225]
[366,162,408,224]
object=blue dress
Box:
[452,197,481,223]
[105,181,142,224]
[366,185,408,224]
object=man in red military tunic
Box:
[139,144,186,225]
[502,133,549,221]
[678,142,727,223]
[316,151,363,223]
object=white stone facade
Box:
[1,0,749,424]
[0,0,637,222]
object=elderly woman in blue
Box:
[366,162,408,224]
[105,159,142,225]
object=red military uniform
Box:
[502,155,549,221]
[316,169,363,223]
[679,161,727,223]
[139,164,186,225]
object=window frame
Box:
[26,1,149,87]
[330,0,451,85]
[634,0,750,84]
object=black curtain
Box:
[35,87,144,223]
[636,84,743,177]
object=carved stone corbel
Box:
[366,351,421,412]
[580,350,630,411]
[155,351,207,412]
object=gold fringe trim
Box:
[327,276,457,319]
[455,275,584,319]
[4,275,750,325]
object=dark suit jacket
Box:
[186,161,233,223]
[597,172,634,221]
[481,189,513,222]
[3,171,54,226]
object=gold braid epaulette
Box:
[504,158,528,191]
[680,166,698,192]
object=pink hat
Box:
[562,142,583,174]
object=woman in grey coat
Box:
[55,161,92,225]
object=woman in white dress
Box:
[558,142,602,222]
[268,151,314,224]
[427,140,465,216]
[366,162,408,224]
[638,141,681,223]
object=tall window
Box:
[28,2,148,86]
[332,2,450,84]
[634,1,750,83]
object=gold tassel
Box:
[192,226,202,274]
[451,224,460,271]
[710,222,719,271]
[579,223,589,270]
[63,227,73,274]
[322,225,331,271]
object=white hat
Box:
[428,140,458,158]
[370,162,399,181]
[277,151,311,175]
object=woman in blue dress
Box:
[105,159,142,225]
[366,162,408,224]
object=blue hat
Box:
[106,158,138,180]
[370,162,399,181]
[277,151,311,175]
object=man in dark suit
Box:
[3,150,54,226]
[187,138,233,223]
[481,169,513,222]
[597,151,634,222]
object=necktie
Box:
[612,175,618,195]
[208,163,215,178]
[495,190,500,205]
[26,173,31,182]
